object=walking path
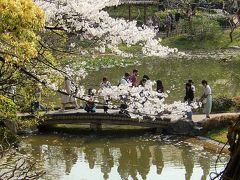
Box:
[192,112,240,122]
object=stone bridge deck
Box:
[19,109,172,129]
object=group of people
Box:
[98,74,212,119]
[117,69,164,94]
[101,70,164,114]
[184,80,212,119]
[57,69,213,120]
[7,70,211,119]
[59,69,165,114]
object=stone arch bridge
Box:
[13,110,240,135]
[19,109,176,131]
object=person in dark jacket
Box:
[156,80,164,93]
[184,82,194,104]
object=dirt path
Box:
[192,112,240,122]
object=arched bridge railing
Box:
[20,110,172,128]
[42,111,171,128]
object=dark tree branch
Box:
[38,41,78,55]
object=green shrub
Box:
[178,15,222,41]
[0,95,17,120]
[212,96,235,112]
[215,16,230,27]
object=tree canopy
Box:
[0,0,45,65]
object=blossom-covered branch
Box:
[34,0,177,57]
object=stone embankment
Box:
[163,113,240,136]
[194,113,240,133]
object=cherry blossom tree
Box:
[34,0,177,57]
[0,0,192,124]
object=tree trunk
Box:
[222,138,240,179]
[222,117,240,180]
[229,19,236,42]
[128,4,131,21]
[144,4,147,24]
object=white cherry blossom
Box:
[34,0,177,57]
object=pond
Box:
[30,52,234,179]
[22,133,229,180]
[81,54,240,103]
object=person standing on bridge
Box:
[31,83,48,114]
[184,82,194,104]
[119,72,130,86]
[100,77,111,113]
[199,80,212,119]
[84,88,96,113]
[60,76,79,112]
[142,75,152,91]
[100,77,111,89]
[156,80,164,99]
[188,79,195,95]
[184,82,194,120]
[129,69,139,87]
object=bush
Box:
[178,15,222,41]
[212,96,235,112]
[215,16,230,27]
[0,95,17,120]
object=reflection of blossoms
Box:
[35,0,177,57]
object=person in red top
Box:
[129,69,138,87]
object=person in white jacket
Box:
[60,76,79,111]
[199,80,212,119]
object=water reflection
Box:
[23,134,228,180]
[182,145,194,180]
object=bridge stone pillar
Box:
[90,123,102,131]
[154,127,163,133]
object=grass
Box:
[206,128,228,144]
[118,43,143,54]
[161,28,240,50]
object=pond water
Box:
[22,133,229,180]
[82,55,240,103]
